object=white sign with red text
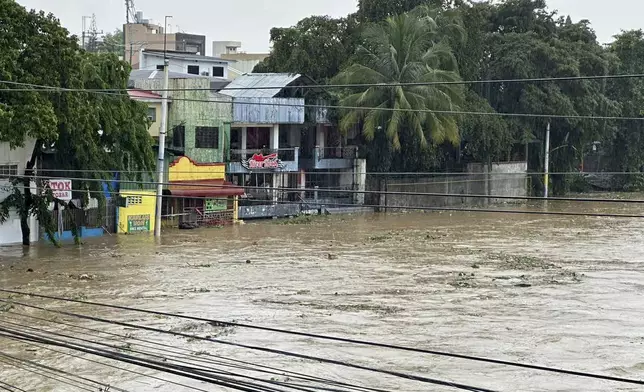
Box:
[47,179,72,201]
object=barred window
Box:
[0,164,18,179]
[195,127,219,149]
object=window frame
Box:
[195,126,219,149]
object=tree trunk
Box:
[20,159,36,246]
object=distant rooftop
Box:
[127,89,162,100]
[219,73,308,99]
[142,49,235,63]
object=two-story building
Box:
[217,73,367,219]
[127,69,242,229]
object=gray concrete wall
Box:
[380,162,528,209]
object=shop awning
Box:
[168,180,244,197]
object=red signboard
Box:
[241,153,285,170]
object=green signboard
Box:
[127,214,151,232]
[205,198,227,212]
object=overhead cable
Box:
[0,80,641,121]
[0,299,498,392]
[2,293,644,387]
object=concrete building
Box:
[129,70,242,227]
[0,139,39,246]
[218,73,366,219]
[212,41,269,79]
[139,49,233,79]
[124,11,206,69]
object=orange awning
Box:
[168,180,244,197]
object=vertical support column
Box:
[241,127,248,159]
[233,195,239,223]
[315,125,325,159]
[271,124,280,203]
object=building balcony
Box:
[227,147,299,173]
[300,147,358,170]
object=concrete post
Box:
[241,127,247,158]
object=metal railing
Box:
[315,146,358,160]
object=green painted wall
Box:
[134,77,233,164]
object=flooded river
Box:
[1,200,644,391]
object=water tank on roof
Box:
[135,11,143,23]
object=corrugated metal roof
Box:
[127,89,162,100]
[219,73,302,98]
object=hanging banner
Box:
[241,153,285,170]
[127,214,151,232]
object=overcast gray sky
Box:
[16,0,643,54]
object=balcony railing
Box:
[315,146,358,160]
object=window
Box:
[156,64,164,71]
[0,164,18,179]
[195,126,219,149]
[212,66,225,77]
[147,107,156,122]
[172,125,185,148]
[187,65,200,75]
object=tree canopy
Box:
[257,0,644,193]
[0,0,154,245]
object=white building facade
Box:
[139,49,233,79]
[0,139,39,246]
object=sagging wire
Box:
[0,299,498,392]
[4,312,385,392]
[2,292,644,387]
[5,174,644,220]
[1,80,644,121]
[0,326,397,392]
[0,353,102,392]
[0,380,27,392]
[0,319,380,392]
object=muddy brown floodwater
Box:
[1,199,644,392]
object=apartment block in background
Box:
[124,11,206,69]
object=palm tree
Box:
[333,8,464,151]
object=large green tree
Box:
[253,16,358,83]
[333,8,464,171]
[0,0,154,245]
[606,30,644,176]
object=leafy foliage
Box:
[253,16,358,83]
[0,0,154,245]
[334,9,463,170]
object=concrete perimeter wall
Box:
[372,162,528,209]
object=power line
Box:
[5,312,386,392]
[3,295,644,387]
[0,299,498,392]
[5,178,644,220]
[0,380,27,392]
[7,172,644,206]
[1,80,642,121]
[0,353,99,392]
[5,179,644,220]
[0,319,374,392]
[4,73,644,91]
[0,331,211,392]
[0,329,297,392]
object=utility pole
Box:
[544,121,551,199]
[154,15,172,237]
[154,58,170,237]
